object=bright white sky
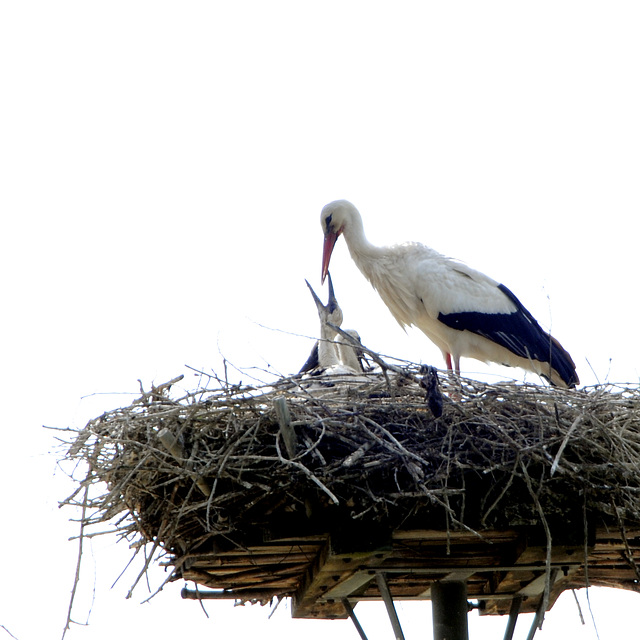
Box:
[2,2,640,639]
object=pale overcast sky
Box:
[1,2,640,639]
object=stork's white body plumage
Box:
[320,200,579,388]
[336,330,364,372]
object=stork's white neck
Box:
[317,335,340,367]
[341,209,386,282]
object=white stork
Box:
[320,199,579,388]
[299,273,343,372]
[299,273,365,374]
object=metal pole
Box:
[525,598,545,640]
[431,581,469,640]
[503,596,523,640]
[341,599,370,640]
[526,568,559,640]
[375,573,406,640]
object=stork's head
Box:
[305,272,343,333]
[320,199,359,283]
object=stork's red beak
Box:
[321,231,339,284]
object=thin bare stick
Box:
[550,414,583,476]
[520,459,553,627]
[1,625,20,640]
[274,435,339,505]
[61,483,90,640]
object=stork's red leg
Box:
[445,353,453,372]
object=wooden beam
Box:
[393,529,521,543]
[181,587,276,601]
[274,397,297,458]
[292,538,392,619]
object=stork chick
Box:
[299,273,364,374]
[320,199,578,388]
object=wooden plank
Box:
[188,563,310,580]
[261,533,330,544]
[393,529,521,543]
[183,562,308,586]
[188,552,317,568]
[188,541,325,558]
[181,587,279,601]
[513,545,585,566]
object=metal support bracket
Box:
[503,596,523,640]
[341,598,370,640]
[375,572,406,640]
[525,569,560,640]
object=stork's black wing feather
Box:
[299,342,320,374]
[438,284,578,387]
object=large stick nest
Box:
[61,364,640,603]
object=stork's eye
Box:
[324,213,333,233]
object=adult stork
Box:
[320,200,579,388]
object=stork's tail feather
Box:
[547,335,579,388]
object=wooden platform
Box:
[179,525,640,619]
